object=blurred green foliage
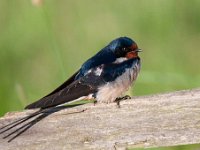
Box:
[132,143,200,150]
[0,1,200,148]
[0,0,200,115]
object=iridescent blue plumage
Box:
[76,37,137,79]
[101,57,140,82]
[25,36,141,109]
[0,37,142,143]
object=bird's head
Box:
[108,37,141,59]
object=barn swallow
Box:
[0,37,141,142]
[25,36,141,109]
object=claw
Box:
[121,95,131,100]
[115,95,131,108]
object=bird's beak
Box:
[135,49,142,52]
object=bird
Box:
[25,36,142,109]
[0,37,141,142]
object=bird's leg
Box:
[93,100,97,106]
[115,99,121,108]
[88,94,97,106]
[115,95,131,108]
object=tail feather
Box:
[25,80,97,109]
[0,109,44,142]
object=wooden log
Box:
[0,88,200,150]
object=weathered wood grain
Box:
[0,88,200,150]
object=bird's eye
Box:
[123,47,127,51]
[122,47,129,52]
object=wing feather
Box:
[25,57,140,109]
[25,72,103,109]
[43,70,80,98]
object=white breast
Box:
[96,62,140,103]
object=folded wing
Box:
[25,72,104,109]
[25,57,140,109]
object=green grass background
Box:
[0,0,200,149]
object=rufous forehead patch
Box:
[129,44,138,50]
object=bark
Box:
[0,88,200,150]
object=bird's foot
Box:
[115,95,131,108]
